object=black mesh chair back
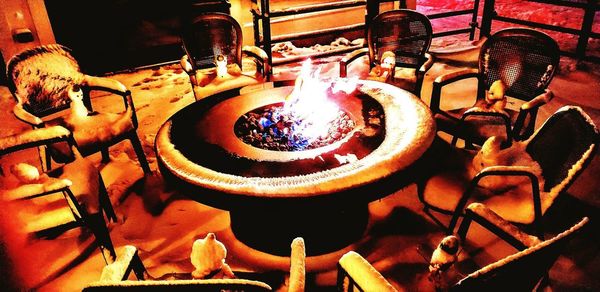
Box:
[526,106,599,192]
[368,9,432,69]
[452,217,588,291]
[181,12,243,70]
[7,44,85,117]
[479,28,559,101]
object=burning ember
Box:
[235,60,356,151]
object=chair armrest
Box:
[100,245,140,281]
[430,68,480,113]
[180,55,195,76]
[459,203,542,250]
[434,68,480,85]
[13,103,43,126]
[419,53,434,74]
[1,178,72,201]
[83,75,137,128]
[242,45,270,80]
[0,126,72,155]
[84,279,273,291]
[340,48,369,77]
[452,108,513,146]
[288,237,305,292]
[512,90,554,140]
[338,251,397,292]
[520,89,554,111]
[84,75,127,95]
[448,165,543,233]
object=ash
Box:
[235,104,355,151]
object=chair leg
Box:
[98,174,117,223]
[131,253,148,280]
[39,145,52,172]
[86,212,116,263]
[128,132,151,175]
[101,147,110,163]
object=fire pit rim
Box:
[155,80,435,199]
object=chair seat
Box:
[1,156,101,234]
[47,110,135,159]
[435,104,530,142]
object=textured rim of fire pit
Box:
[155,80,435,198]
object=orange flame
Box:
[282,59,354,142]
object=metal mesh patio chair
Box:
[430,28,560,146]
[340,9,433,97]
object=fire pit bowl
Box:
[156,79,435,255]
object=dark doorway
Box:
[44,0,231,74]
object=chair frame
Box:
[419,106,599,235]
[85,237,306,291]
[335,203,589,291]
[0,126,117,262]
[430,28,560,145]
[340,9,434,97]
[179,12,270,101]
[84,245,273,291]
[6,44,151,174]
[452,203,589,291]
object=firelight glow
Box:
[282,59,348,143]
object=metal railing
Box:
[480,0,600,63]
[251,0,481,70]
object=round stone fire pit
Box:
[156,79,435,255]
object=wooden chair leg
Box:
[129,132,151,175]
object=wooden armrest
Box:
[521,89,554,111]
[83,75,134,119]
[289,237,305,292]
[476,165,540,177]
[338,251,397,291]
[0,126,71,155]
[1,179,72,201]
[448,164,542,232]
[340,48,369,77]
[430,68,480,113]
[13,103,43,126]
[466,203,542,248]
[433,68,479,85]
[180,55,195,75]
[242,45,270,79]
[84,279,273,290]
[84,75,128,95]
[419,53,434,74]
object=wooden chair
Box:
[0,126,116,262]
[418,106,599,234]
[336,205,589,291]
[179,12,270,101]
[340,9,433,97]
[83,237,306,291]
[430,28,560,145]
[6,44,151,174]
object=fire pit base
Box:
[229,203,369,256]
